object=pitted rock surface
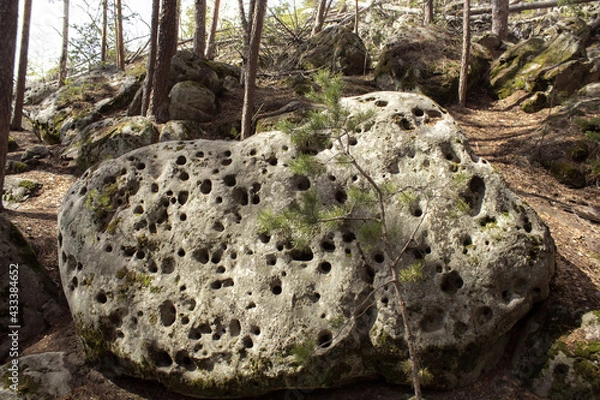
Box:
[58,92,555,397]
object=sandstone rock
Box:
[170,50,224,95]
[2,177,43,204]
[5,160,30,174]
[298,26,370,75]
[168,81,217,122]
[532,310,600,399]
[0,216,61,360]
[521,91,548,114]
[375,25,490,105]
[7,136,18,152]
[491,30,587,99]
[0,352,73,399]
[65,116,159,171]
[160,120,204,142]
[58,92,555,397]
[21,145,51,164]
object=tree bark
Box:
[0,0,20,210]
[11,0,33,131]
[142,0,160,117]
[354,0,359,33]
[193,0,206,58]
[459,0,470,107]
[423,0,433,24]
[205,0,220,59]
[312,0,328,35]
[492,0,509,40]
[241,0,267,140]
[115,0,125,70]
[101,0,108,62]
[149,0,178,122]
[58,0,69,87]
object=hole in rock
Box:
[224,174,237,187]
[136,250,145,259]
[105,244,113,253]
[178,248,186,257]
[160,300,176,327]
[197,359,214,372]
[178,191,189,205]
[162,257,175,274]
[229,319,241,336]
[179,171,189,181]
[211,281,223,290]
[200,179,212,194]
[222,278,234,287]
[361,264,375,284]
[222,158,232,166]
[394,114,414,130]
[375,100,388,107]
[213,221,225,232]
[440,270,464,295]
[523,215,532,233]
[293,175,311,191]
[373,252,385,263]
[348,136,358,146]
[133,205,144,215]
[175,351,196,371]
[211,249,223,264]
[476,306,493,325]
[196,151,204,158]
[335,189,348,204]
[96,292,108,304]
[270,278,283,295]
[216,266,226,274]
[267,155,278,166]
[233,187,249,205]
[266,254,277,266]
[242,336,254,348]
[290,247,313,261]
[258,233,271,243]
[179,214,187,222]
[318,330,333,348]
[148,260,158,273]
[151,349,173,368]
[420,308,445,333]
[176,156,187,166]
[412,107,424,117]
[251,326,261,335]
[321,239,335,252]
[215,196,223,204]
[462,176,486,216]
[246,302,256,310]
[342,232,356,243]
[318,261,332,274]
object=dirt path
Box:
[3,89,600,399]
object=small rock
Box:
[2,177,43,203]
[21,145,52,163]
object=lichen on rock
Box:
[58,92,555,398]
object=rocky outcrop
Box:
[170,50,233,95]
[168,81,217,122]
[160,120,204,142]
[490,16,599,109]
[2,177,43,205]
[374,25,490,105]
[58,92,555,397]
[532,310,600,399]
[64,116,159,171]
[297,26,370,75]
[0,216,63,360]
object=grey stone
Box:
[0,352,73,399]
[2,177,43,204]
[170,50,224,94]
[0,216,61,360]
[58,92,555,397]
[21,145,51,163]
[168,81,217,122]
[160,120,204,142]
[375,25,490,105]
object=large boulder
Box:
[0,216,62,360]
[169,50,227,95]
[297,26,370,75]
[168,81,218,122]
[374,25,490,105]
[58,92,555,397]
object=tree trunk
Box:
[142,0,160,117]
[237,0,249,46]
[58,0,69,87]
[354,0,359,33]
[492,0,509,40]
[205,0,220,59]
[193,0,206,58]
[241,0,267,140]
[101,0,108,62]
[149,0,178,122]
[115,0,125,70]
[459,0,470,107]
[0,0,20,211]
[312,0,328,35]
[10,0,33,131]
[423,0,434,24]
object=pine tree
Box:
[11,0,33,131]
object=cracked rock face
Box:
[58,92,555,397]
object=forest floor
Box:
[3,80,600,400]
